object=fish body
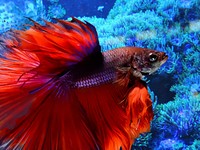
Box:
[46,46,167,89]
[0,18,167,150]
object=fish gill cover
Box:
[0,0,199,149]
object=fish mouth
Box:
[141,71,150,75]
[141,68,152,75]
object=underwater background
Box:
[0,0,199,149]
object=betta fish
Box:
[0,18,167,150]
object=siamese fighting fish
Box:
[0,18,168,150]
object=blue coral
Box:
[48,0,59,3]
[157,139,186,150]
[0,0,48,33]
[151,94,200,148]
[0,2,24,33]
[108,0,158,19]
[0,0,67,33]
[47,4,66,19]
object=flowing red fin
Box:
[0,18,101,149]
[1,17,100,75]
[0,85,99,150]
[0,80,130,149]
[126,80,154,142]
[73,83,132,150]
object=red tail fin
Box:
[0,18,101,149]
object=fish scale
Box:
[73,67,115,88]
[73,47,132,88]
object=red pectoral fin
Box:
[126,81,154,141]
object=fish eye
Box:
[149,53,158,62]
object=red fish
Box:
[0,18,168,150]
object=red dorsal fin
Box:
[0,17,102,93]
[2,17,101,76]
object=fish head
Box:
[127,47,168,77]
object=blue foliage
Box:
[47,4,66,19]
[151,94,200,148]
[0,1,25,33]
[0,0,48,33]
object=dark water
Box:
[57,0,115,17]
[0,0,199,149]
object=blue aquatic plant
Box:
[131,133,152,149]
[0,2,24,33]
[48,0,59,3]
[0,0,67,33]
[112,11,163,37]
[0,0,48,33]
[47,4,66,19]
[170,41,200,99]
[157,0,179,21]
[151,94,200,148]
[171,73,200,100]
[186,140,200,150]
[108,0,158,19]
[157,139,186,150]
[157,0,200,23]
